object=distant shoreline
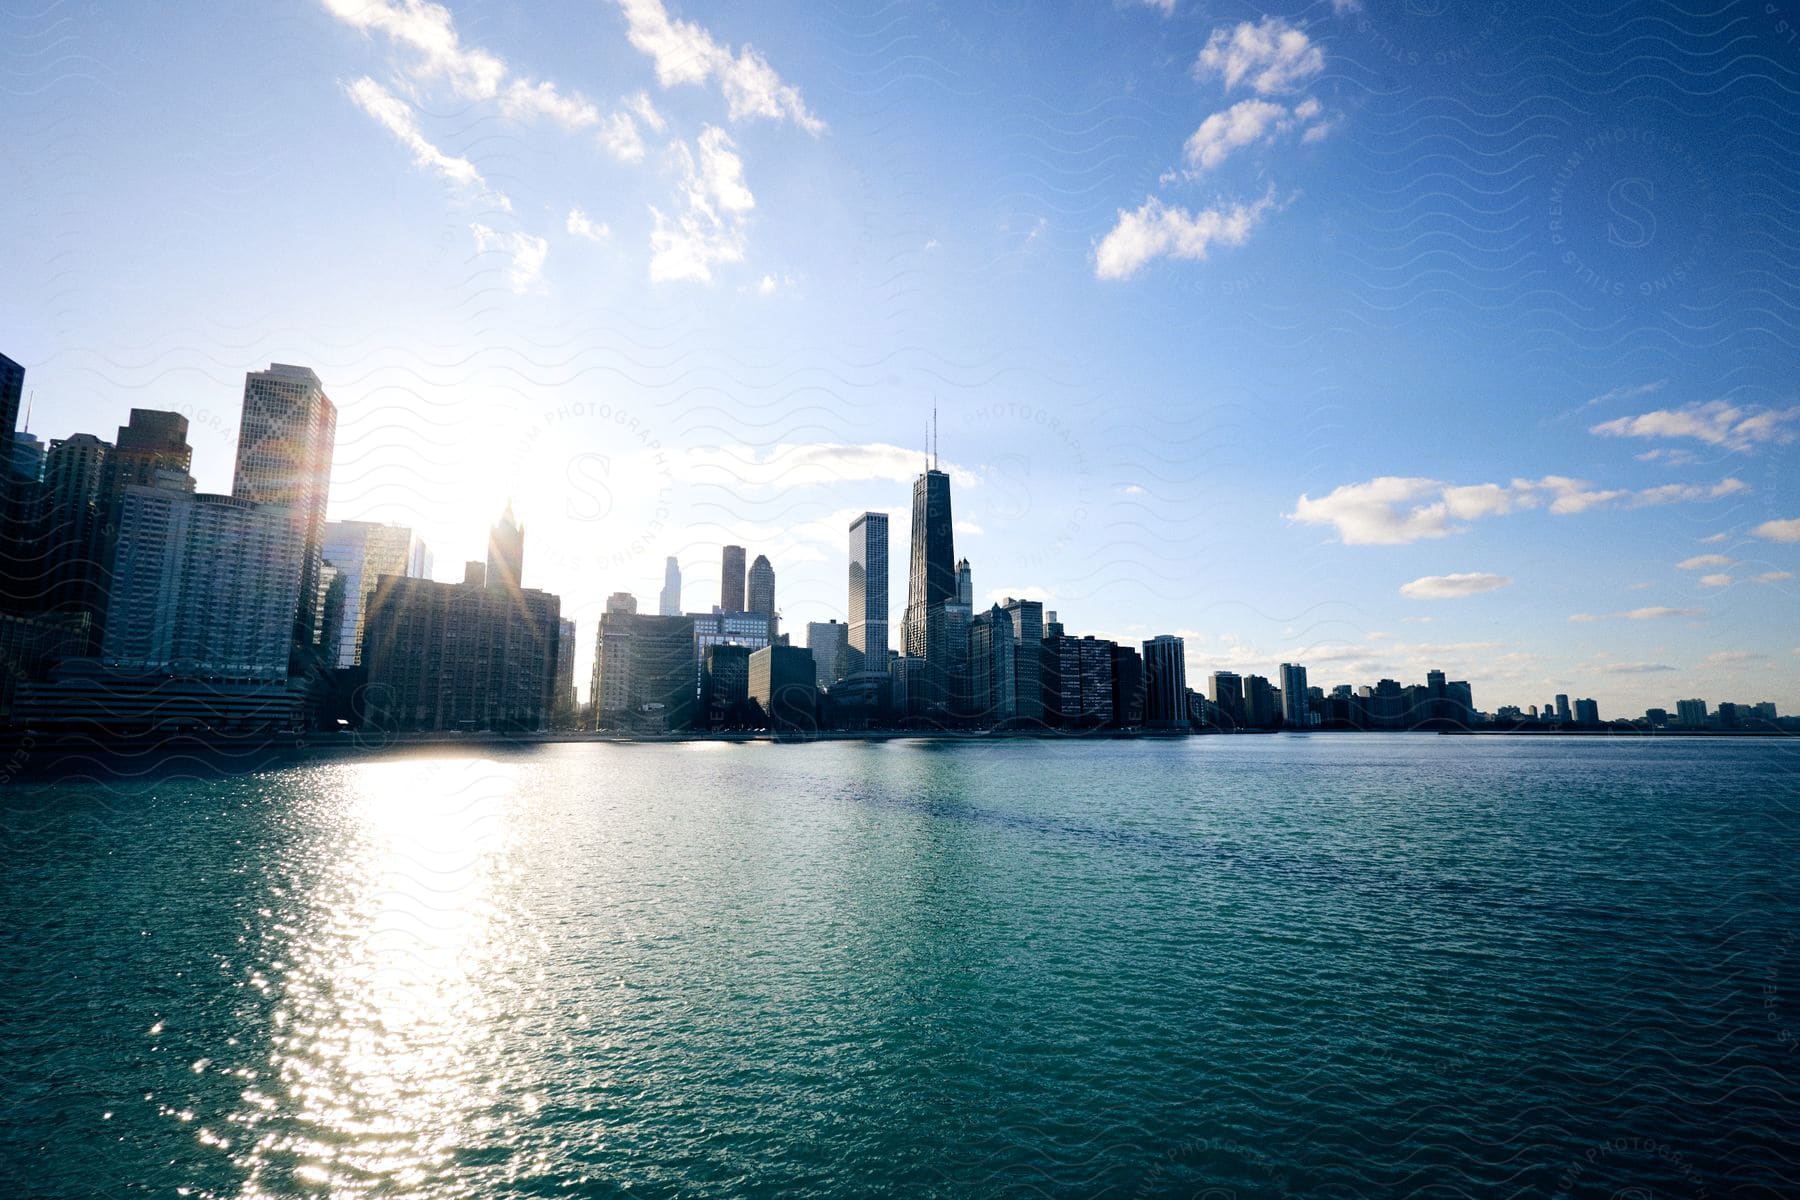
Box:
[2,724,1790,781]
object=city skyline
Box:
[2,3,1797,714]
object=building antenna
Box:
[22,389,32,432]
[932,401,938,470]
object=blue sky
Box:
[3,0,1797,713]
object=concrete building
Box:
[232,364,337,649]
[1676,698,1708,728]
[1244,674,1277,729]
[659,555,682,616]
[1001,597,1044,726]
[702,642,752,726]
[1573,697,1599,725]
[552,616,578,725]
[1111,644,1144,727]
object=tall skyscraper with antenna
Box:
[903,408,957,714]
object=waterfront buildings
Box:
[902,463,957,713]
[1001,597,1044,725]
[967,604,1017,723]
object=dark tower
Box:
[720,544,746,613]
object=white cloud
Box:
[345,76,508,208]
[1706,650,1764,665]
[1290,474,1750,544]
[566,208,610,241]
[501,78,601,129]
[1699,573,1732,587]
[1136,0,1177,14]
[954,520,985,536]
[1183,99,1292,171]
[627,89,667,132]
[1582,380,1666,409]
[470,223,548,291]
[616,0,824,133]
[1568,607,1702,623]
[1677,554,1733,570]
[1752,517,1800,543]
[1194,17,1324,95]
[1755,570,1793,582]
[325,0,504,100]
[600,111,647,163]
[1330,0,1363,12]
[649,126,756,283]
[1094,191,1275,280]
[990,586,1055,605]
[1700,532,1729,544]
[1399,572,1512,600]
[1591,400,1800,451]
[1596,662,1677,675]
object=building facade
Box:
[233,364,337,648]
[848,512,888,671]
[320,520,427,667]
[1142,635,1188,727]
[720,544,746,613]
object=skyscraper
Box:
[1143,635,1188,727]
[967,604,1017,723]
[233,364,337,647]
[721,545,746,613]
[659,555,682,616]
[0,352,22,472]
[1555,694,1571,723]
[955,558,972,606]
[1000,597,1044,725]
[903,463,956,711]
[1280,662,1309,729]
[321,520,429,668]
[747,553,776,640]
[486,502,524,596]
[848,512,889,670]
[42,433,110,622]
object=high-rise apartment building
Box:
[233,364,336,647]
[103,484,304,682]
[720,545,746,612]
[848,512,889,670]
[590,611,697,731]
[1142,635,1188,727]
[1280,663,1309,729]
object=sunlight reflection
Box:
[225,757,526,1198]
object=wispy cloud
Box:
[345,76,506,207]
[566,208,610,241]
[649,126,755,283]
[1569,607,1702,623]
[1290,474,1750,545]
[674,441,976,490]
[1677,554,1733,570]
[325,0,504,100]
[1592,400,1800,451]
[616,0,824,133]
[1095,191,1275,280]
[1596,662,1678,674]
[470,223,548,291]
[1399,572,1512,600]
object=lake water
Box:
[2,735,1796,1197]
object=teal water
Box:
[2,735,1795,1197]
